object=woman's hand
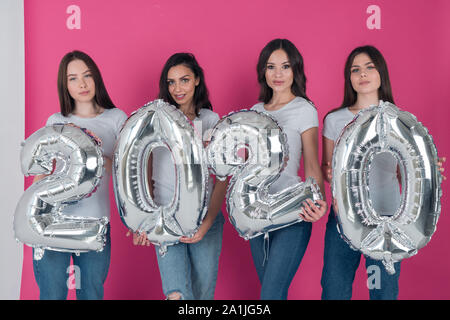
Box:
[438,157,446,180]
[300,198,328,222]
[179,221,211,244]
[126,230,151,246]
[179,178,227,244]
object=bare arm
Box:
[321,136,334,184]
[302,127,326,199]
[33,174,47,184]
[300,127,328,222]
[180,178,228,244]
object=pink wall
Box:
[22,0,450,299]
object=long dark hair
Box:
[327,45,394,116]
[257,38,311,104]
[158,52,212,116]
[57,50,116,116]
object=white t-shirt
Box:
[323,107,401,215]
[46,107,128,219]
[152,108,220,206]
[251,96,319,194]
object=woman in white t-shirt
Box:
[320,45,445,300]
[32,50,128,300]
[249,39,328,300]
[131,53,227,300]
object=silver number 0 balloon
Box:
[113,100,209,254]
[14,124,108,259]
[332,101,442,274]
[206,110,322,240]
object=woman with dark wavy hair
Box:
[132,53,227,300]
[249,39,328,300]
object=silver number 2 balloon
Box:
[332,101,442,274]
[113,100,209,254]
[206,110,322,240]
[14,124,108,260]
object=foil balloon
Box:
[206,109,322,240]
[332,101,442,274]
[113,99,209,254]
[14,124,108,259]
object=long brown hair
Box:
[57,50,116,116]
[256,39,311,104]
[327,45,394,117]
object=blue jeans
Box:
[249,221,312,300]
[33,225,111,300]
[155,212,224,300]
[321,207,401,300]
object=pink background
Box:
[22,0,450,299]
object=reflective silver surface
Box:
[332,101,442,274]
[207,109,322,240]
[113,100,208,254]
[14,124,107,258]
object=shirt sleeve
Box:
[45,113,59,126]
[208,112,220,130]
[322,113,335,141]
[298,103,319,134]
[113,109,128,138]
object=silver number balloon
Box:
[113,99,209,254]
[332,101,442,274]
[206,110,322,240]
[14,124,108,259]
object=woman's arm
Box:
[33,174,47,184]
[438,157,446,180]
[300,127,328,222]
[321,136,334,184]
[179,178,228,244]
[104,156,113,176]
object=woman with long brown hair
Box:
[32,50,127,300]
[319,45,447,299]
[249,39,327,300]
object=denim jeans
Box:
[33,225,111,300]
[155,212,224,300]
[249,221,312,300]
[321,207,401,300]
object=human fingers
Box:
[304,199,322,222]
[139,232,149,246]
[300,201,316,222]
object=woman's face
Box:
[265,49,294,95]
[350,53,381,96]
[66,59,96,103]
[167,64,199,109]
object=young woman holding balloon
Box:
[31,50,128,300]
[130,52,228,300]
[248,38,328,300]
[320,45,446,300]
